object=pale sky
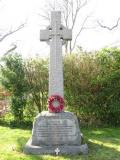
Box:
[0,0,120,58]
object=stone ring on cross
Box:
[45,25,66,45]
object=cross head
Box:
[40,11,72,44]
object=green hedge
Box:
[1,48,120,126]
[64,48,120,126]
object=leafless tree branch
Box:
[0,24,25,42]
[4,44,17,56]
[71,14,90,52]
[37,13,50,21]
[41,0,90,53]
[97,17,120,30]
[71,6,79,30]
[70,0,87,30]
[47,0,55,10]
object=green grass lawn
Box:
[0,125,120,160]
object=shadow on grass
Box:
[17,137,58,160]
[83,127,120,146]
[16,137,44,160]
[0,119,32,130]
[16,136,120,160]
[87,140,120,160]
[17,137,28,152]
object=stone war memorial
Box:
[24,11,88,155]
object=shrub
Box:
[24,58,48,113]
[65,48,120,126]
[92,48,120,125]
[1,53,28,122]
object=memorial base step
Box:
[24,138,88,155]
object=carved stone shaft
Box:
[40,11,72,98]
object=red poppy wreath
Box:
[48,95,64,113]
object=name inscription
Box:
[33,118,77,144]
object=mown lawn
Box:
[0,125,120,160]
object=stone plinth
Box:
[24,111,88,155]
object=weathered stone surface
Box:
[32,111,81,146]
[40,11,72,98]
[24,111,88,155]
[24,139,88,155]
